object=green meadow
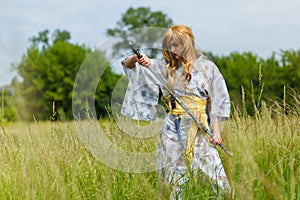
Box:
[0,98,299,200]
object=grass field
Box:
[0,100,299,199]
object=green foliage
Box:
[29,29,50,48]
[210,52,261,104]
[279,50,300,103]
[52,29,71,43]
[107,6,173,58]
[0,86,18,122]
[14,29,120,121]
[72,50,121,119]
[209,50,300,116]
[15,35,86,120]
[29,29,71,48]
[107,7,173,34]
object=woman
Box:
[121,25,231,199]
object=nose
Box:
[169,42,181,53]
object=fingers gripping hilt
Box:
[128,42,142,59]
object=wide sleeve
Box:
[121,61,161,121]
[205,60,231,126]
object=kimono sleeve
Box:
[206,60,231,125]
[121,62,160,121]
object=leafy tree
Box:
[211,53,258,96]
[14,29,120,121]
[259,52,284,100]
[52,29,71,43]
[280,49,300,91]
[29,29,50,48]
[211,49,300,115]
[29,29,71,48]
[72,50,121,120]
[106,6,173,58]
[107,7,173,35]
[0,85,18,122]
[277,49,300,107]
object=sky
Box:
[1,0,299,86]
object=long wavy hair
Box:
[162,25,202,82]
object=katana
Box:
[127,41,232,156]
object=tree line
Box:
[209,49,300,115]
[1,7,299,122]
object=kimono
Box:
[121,55,231,198]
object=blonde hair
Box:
[162,25,202,81]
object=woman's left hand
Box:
[210,132,223,145]
[211,117,223,145]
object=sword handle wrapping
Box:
[128,42,142,59]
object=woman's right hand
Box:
[134,53,151,67]
[122,54,150,69]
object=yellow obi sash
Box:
[168,95,209,163]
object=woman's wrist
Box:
[122,55,136,69]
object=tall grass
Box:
[222,102,300,200]
[0,93,299,199]
[0,121,159,199]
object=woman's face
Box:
[169,39,183,59]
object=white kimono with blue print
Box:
[121,56,231,198]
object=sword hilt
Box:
[128,42,142,59]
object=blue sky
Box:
[1,0,299,86]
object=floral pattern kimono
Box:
[121,55,231,198]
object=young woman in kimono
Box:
[121,25,232,199]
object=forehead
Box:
[168,38,181,45]
[169,39,175,44]
[162,30,183,48]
